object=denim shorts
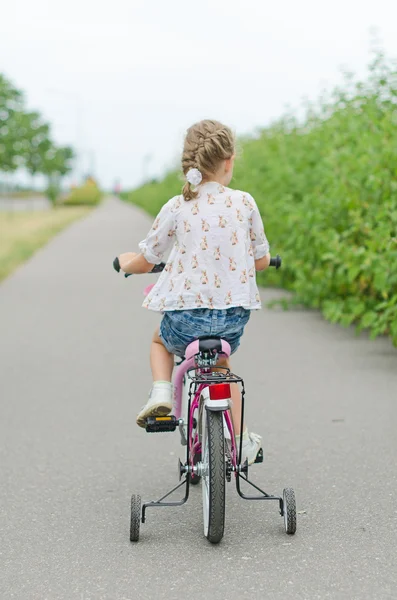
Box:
[159,307,251,358]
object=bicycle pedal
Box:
[254,448,264,464]
[145,415,178,433]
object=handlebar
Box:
[113,256,121,272]
[269,255,282,269]
[113,256,166,277]
[113,254,282,277]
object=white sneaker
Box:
[236,431,263,465]
[136,381,173,428]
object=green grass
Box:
[0,207,92,282]
[0,191,45,199]
[122,50,397,346]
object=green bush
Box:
[123,51,397,346]
[63,179,102,206]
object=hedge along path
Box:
[0,207,92,282]
[123,51,397,346]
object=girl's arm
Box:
[249,195,271,271]
[255,252,271,271]
[118,197,177,275]
[118,252,153,274]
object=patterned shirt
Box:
[139,181,270,311]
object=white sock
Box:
[235,428,249,441]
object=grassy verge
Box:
[0,191,45,199]
[0,207,92,282]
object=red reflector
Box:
[209,383,231,400]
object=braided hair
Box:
[181,120,235,201]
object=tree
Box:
[0,74,26,173]
[0,73,75,196]
[43,145,75,205]
[43,146,74,178]
[23,111,52,177]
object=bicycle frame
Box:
[142,339,284,524]
[142,345,234,522]
[174,339,238,473]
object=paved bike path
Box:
[1,198,396,600]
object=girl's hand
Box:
[255,252,271,272]
[118,252,137,272]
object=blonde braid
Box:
[181,142,199,201]
[181,120,235,201]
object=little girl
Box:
[118,119,271,464]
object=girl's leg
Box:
[136,328,174,427]
[150,327,174,382]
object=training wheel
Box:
[282,488,297,535]
[130,494,141,542]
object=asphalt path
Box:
[1,197,396,600]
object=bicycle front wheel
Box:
[201,408,226,544]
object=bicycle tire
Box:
[202,409,225,544]
[283,488,297,534]
[130,494,141,542]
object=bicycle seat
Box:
[185,338,231,360]
[198,337,222,352]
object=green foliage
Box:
[121,170,181,214]
[0,74,74,179]
[123,50,397,346]
[62,178,102,206]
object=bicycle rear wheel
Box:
[201,408,226,543]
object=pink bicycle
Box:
[113,255,297,544]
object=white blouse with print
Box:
[139,181,270,312]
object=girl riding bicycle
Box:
[118,119,271,465]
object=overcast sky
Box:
[1,0,397,189]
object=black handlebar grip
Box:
[113,257,121,272]
[150,262,166,273]
[269,254,282,269]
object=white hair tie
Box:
[186,168,202,186]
